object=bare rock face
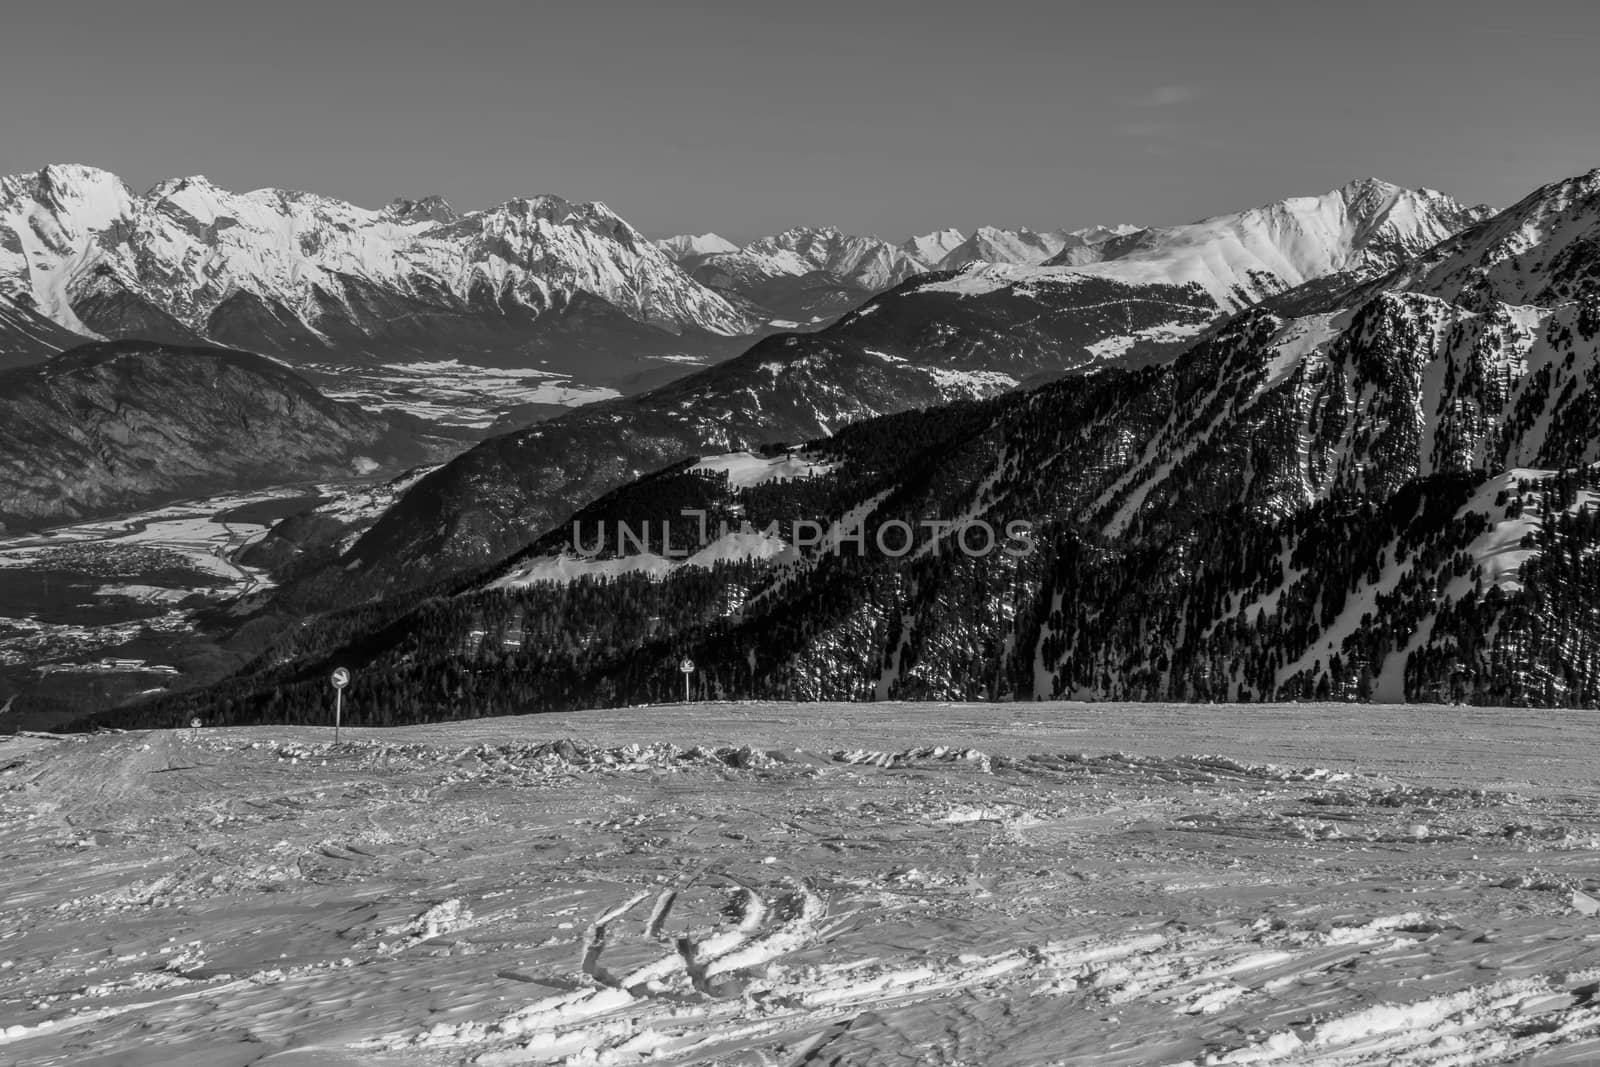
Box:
[0,292,86,370]
[0,340,463,528]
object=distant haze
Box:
[4,0,1596,241]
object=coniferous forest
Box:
[73,294,1600,729]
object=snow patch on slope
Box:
[688,450,838,490]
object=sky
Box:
[3,0,1598,244]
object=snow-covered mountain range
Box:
[0,164,757,369]
[656,226,928,324]
[1377,169,1600,309]
[655,222,1144,322]
[655,232,739,259]
[933,224,1130,271]
[900,227,966,267]
[157,166,1600,720]
[909,179,1493,311]
[237,179,1493,609]
[655,182,1486,331]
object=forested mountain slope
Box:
[252,180,1491,612]
[0,341,465,527]
[82,169,1600,726]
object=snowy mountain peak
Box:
[12,165,134,230]
[656,233,739,259]
[485,195,640,239]
[1381,166,1600,309]
[1064,223,1142,245]
[0,165,757,353]
[906,179,1490,316]
[766,224,845,240]
[148,173,220,193]
[500,193,579,220]
[738,226,876,265]
[936,226,1072,270]
[901,228,965,267]
[1331,175,1470,212]
[708,227,926,294]
[32,163,126,196]
[659,225,939,323]
[1334,175,1402,198]
[385,194,458,225]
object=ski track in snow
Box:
[5,702,1600,1065]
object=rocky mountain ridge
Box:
[0,341,466,527]
[0,292,86,371]
[657,222,1144,322]
[0,164,756,372]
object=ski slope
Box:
[4,701,1600,1065]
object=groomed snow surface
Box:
[6,701,1600,1065]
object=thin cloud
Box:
[1116,86,1199,152]
[1117,120,1170,138]
[1128,85,1197,108]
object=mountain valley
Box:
[237,179,1489,615]
[98,169,1600,728]
[14,165,1600,729]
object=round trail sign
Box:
[331,667,351,689]
[679,658,695,674]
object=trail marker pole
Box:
[331,667,351,743]
[679,657,694,704]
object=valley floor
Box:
[4,701,1600,1065]
[0,490,298,728]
